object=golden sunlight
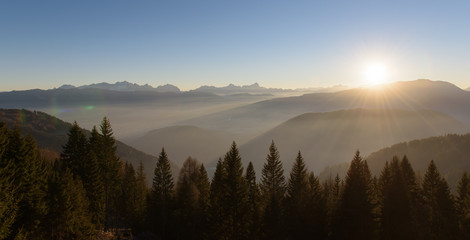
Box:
[363,63,389,86]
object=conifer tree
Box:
[61,122,88,176]
[150,148,174,238]
[134,161,148,233]
[4,128,48,239]
[196,164,211,239]
[456,172,470,238]
[260,141,286,240]
[400,155,427,240]
[63,122,105,228]
[285,151,311,239]
[333,150,376,240]
[209,158,228,240]
[304,172,327,239]
[379,157,414,240]
[45,162,95,240]
[120,163,138,228]
[286,151,308,201]
[91,117,122,230]
[174,157,201,239]
[221,142,250,240]
[0,123,17,239]
[324,174,343,238]
[422,160,460,240]
[245,161,260,239]
[82,149,105,228]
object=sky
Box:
[1,0,470,91]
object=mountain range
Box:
[181,79,470,135]
[53,81,347,95]
[58,81,181,92]
[2,79,470,183]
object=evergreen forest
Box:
[1,118,470,240]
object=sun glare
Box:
[363,63,389,87]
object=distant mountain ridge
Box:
[58,81,180,92]
[183,79,470,135]
[236,108,469,175]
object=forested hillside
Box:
[1,120,470,239]
[0,108,179,183]
[320,134,470,190]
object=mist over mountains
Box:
[236,108,468,175]
[182,79,470,135]
[320,133,470,190]
[1,79,470,181]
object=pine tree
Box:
[20,134,48,237]
[209,158,228,240]
[400,155,427,240]
[60,122,88,177]
[422,160,460,240]
[4,127,48,239]
[324,174,343,238]
[260,141,286,240]
[92,117,122,230]
[133,161,148,233]
[245,162,260,239]
[221,141,250,240]
[174,157,201,239]
[120,163,138,229]
[0,123,17,239]
[304,172,327,239]
[285,151,308,239]
[379,157,414,240]
[44,162,95,240]
[286,151,308,201]
[196,164,211,239]
[63,122,104,228]
[150,148,174,238]
[82,149,105,228]
[456,172,470,238]
[333,150,376,240]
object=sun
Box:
[363,63,389,87]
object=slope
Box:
[320,134,470,191]
[183,80,470,136]
[237,108,469,175]
[0,108,179,184]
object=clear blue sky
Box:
[1,0,470,91]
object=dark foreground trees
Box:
[1,120,469,239]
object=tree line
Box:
[1,118,470,240]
